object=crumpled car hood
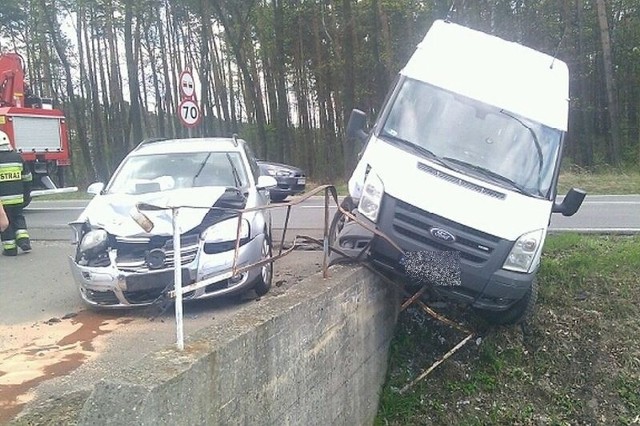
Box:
[74,187,229,237]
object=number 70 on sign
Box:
[178,99,201,128]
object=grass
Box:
[376,234,640,425]
[557,168,640,195]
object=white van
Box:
[331,19,585,324]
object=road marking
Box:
[582,201,640,204]
[25,207,85,211]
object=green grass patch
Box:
[377,234,640,425]
[557,169,640,194]
[33,191,93,202]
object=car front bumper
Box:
[271,176,306,198]
[68,235,265,308]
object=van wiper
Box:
[441,157,537,196]
[380,132,453,170]
[499,110,544,175]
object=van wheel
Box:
[253,233,273,296]
[476,278,538,325]
[329,196,354,247]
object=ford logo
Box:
[430,227,456,243]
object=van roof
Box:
[402,20,569,131]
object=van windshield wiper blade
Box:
[499,109,544,175]
[380,132,453,170]
[441,157,536,196]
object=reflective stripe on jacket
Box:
[0,150,30,206]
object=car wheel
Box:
[270,193,287,202]
[253,232,274,296]
[475,278,539,325]
[329,196,354,247]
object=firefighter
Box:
[0,130,32,256]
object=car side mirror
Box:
[346,109,368,143]
[256,175,277,190]
[552,187,586,217]
[87,182,105,196]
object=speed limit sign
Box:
[178,99,201,127]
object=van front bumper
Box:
[333,196,534,311]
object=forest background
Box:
[0,0,638,186]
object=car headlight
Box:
[266,167,291,177]
[202,217,250,243]
[79,229,108,254]
[358,171,384,222]
[503,229,545,273]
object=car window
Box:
[242,142,262,181]
[106,151,249,194]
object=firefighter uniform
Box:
[0,131,32,256]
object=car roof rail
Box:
[134,137,169,150]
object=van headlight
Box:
[79,229,108,254]
[202,217,250,243]
[358,172,384,222]
[503,229,545,273]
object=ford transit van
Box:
[331,19,585,324]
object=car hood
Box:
[74,187,230,237]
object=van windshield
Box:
[379,78,562,197]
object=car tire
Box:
[270,193,287,202]
[475,277,539,325]
[253,232,274,296]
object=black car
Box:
[257,160,306,202]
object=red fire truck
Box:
[0,52,77,199]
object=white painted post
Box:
[172,207,184,351]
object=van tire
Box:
[477,278,538,325]
[329,196,354,247]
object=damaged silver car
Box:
[68,137,278,308]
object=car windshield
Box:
[106,151,249,195]
[379,78,562,197]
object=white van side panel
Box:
[350,137,552,241]
[403,20,569,131]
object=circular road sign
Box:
[178,99,201,128]
[179,70,195,98]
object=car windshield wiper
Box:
[441,157,538,196]
[379,132,454,171]
[499,109,544,176]
[192,153,212,185]
[226,153,242,187]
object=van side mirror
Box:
[346,109,368,142]
[552,188,586,217]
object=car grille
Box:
[389,198,501,265]
[115,234,200,272]
[84,289,120,305]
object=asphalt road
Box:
[0,240,325,423]
[22,194,640,241]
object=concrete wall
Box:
[75,264,399,425]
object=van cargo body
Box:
[337,20,585,324]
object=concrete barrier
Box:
[67,264,399,425]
